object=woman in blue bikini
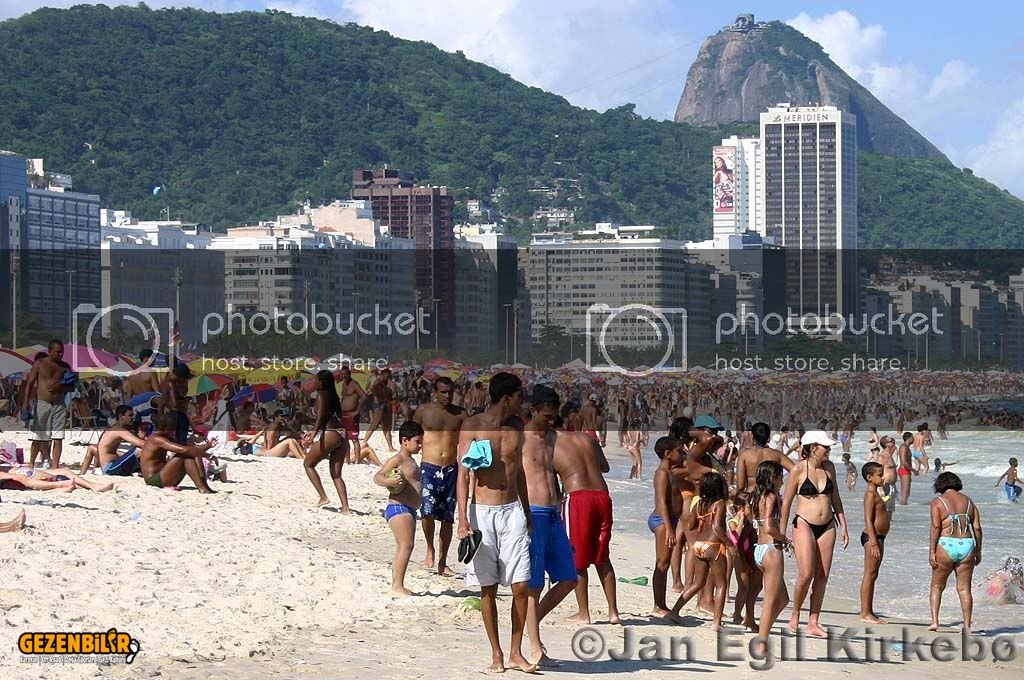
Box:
[780,430,849,638]
[929,471,983,632]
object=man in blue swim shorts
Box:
[413,376,467,576]
[521,386,578,667]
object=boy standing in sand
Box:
[649,436,684,616]
[995,458,1021,502]
[373,421,425,597]
[859,462,890,623]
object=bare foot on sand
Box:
[315,497,330,508]
[564,611,591,625]
[423,553,436,569]
[787,615,800,634]
[806,623,828,638]
[437,565,455,577]
[390,587,413,597]
[928,622,939,632]
[860,615,887,624]
[608,612,622,625]
[507,653,538,674]
[651,607,672,618]
[671,583,684,593]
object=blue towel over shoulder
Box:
[462,439,493,471]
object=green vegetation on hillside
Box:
[0,6,1022,247]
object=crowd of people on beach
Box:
[2,340,1023,671]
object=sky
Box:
[2,1,1022,197]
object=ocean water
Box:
[606,430,1024,627]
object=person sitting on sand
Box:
[78,406,148,475]
[138,413,217,493]
[0,465,115,493]
[373,420,424,597]
[239,410,305,459]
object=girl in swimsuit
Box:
[750,460,790,659]
[669,471,729,630]
[301,370,351,512]
[780,431,849,638]
[928,472,983,632]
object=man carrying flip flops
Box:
[456,372,537,674]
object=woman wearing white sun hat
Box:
[780,430,849,638]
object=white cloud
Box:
[966,97,1024,198]
[929,59,979,99]
[339,0,692,117]
[786,10,886,81]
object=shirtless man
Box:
[337,365,370,462]
[79,405,147,475]
[364,368,396,453]
[897,432,915,505]
[122,348,161,401]
[877,436,898,514]
[138,413,215,493]
[456,372,534,673]
[413,376,466,576]
[465,381,488,416]
[552,414,620,625]
[520,385,578,666]
[159,363,193,444]
[23,340,75,468]
[579,393,603,444]
[735,422,794,493]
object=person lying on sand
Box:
[0,466,116,492]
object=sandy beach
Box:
[0,421,1021,679]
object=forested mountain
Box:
[1,5,1021,247]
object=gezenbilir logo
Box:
[19,628,141,664]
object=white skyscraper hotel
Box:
[759,103,858,323]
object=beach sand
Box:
[0,422,1020,679]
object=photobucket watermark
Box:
[202,305,430,343]
[716,305,944,344]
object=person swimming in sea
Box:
[933,458,958,473]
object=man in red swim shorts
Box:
[553,427,621,624]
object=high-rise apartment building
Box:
[759,104,858,321]
[713,136,762,238]
[351,168,455,349]
[0,152,101,336]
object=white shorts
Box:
[30,401,68,442]
[466,501,532,588]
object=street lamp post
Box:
[173,264,183,332]
[64,269,76,339]
[303,280,311,341]
[10,254,18,348]
[415,291,421,351]
[513,299,519,365]
[503,304,512,364]
[432,298,441,353]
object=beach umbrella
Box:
[61,344,121,372]
[14,344,47,357]
[0,348,34,378]
[188,374,233,397]
[232,383,278,405]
